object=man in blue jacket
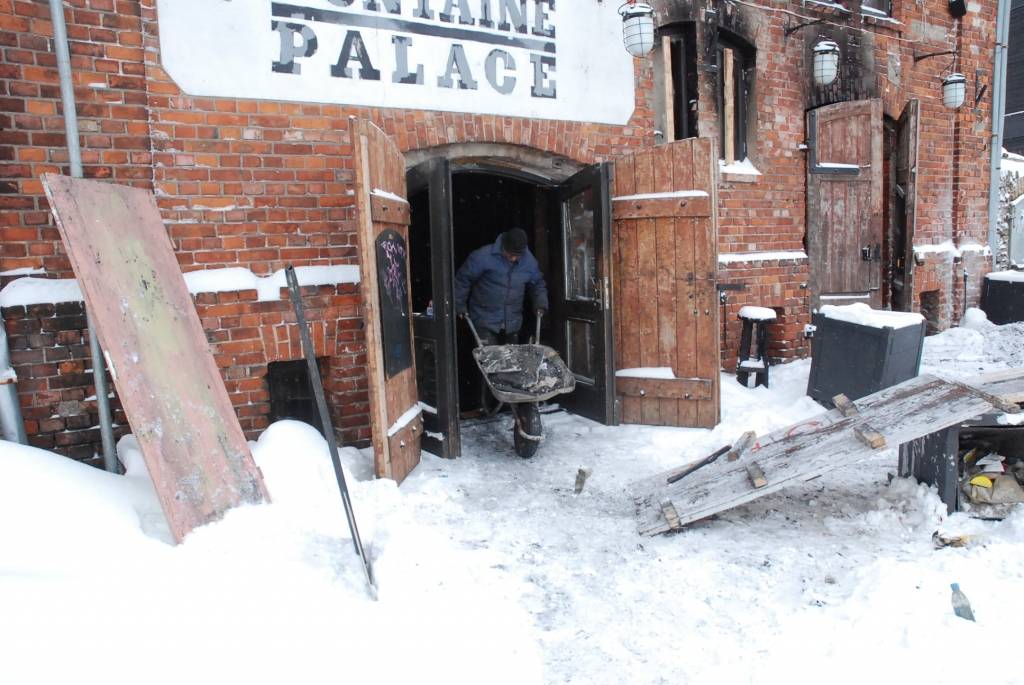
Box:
[454,228,548,346]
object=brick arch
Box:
[404,143,587,184]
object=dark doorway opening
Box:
[410,171,553,416]
[266,359,326,435]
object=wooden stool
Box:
[736,306,776,388]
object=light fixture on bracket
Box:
[783,18,841,87]
[914,49,966,109]
[618,1,656,58]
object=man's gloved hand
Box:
[456,307,467,318]
[536,308,547,317]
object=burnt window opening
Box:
[861,0,892,18]
[717,31,755,163]
[655,23,698,142]
[267,359,327,436]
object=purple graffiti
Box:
[380,238,407,303]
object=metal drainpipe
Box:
[988,0,1011,258]
[47,0,118,473]
[0,322,27,444]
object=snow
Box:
[718,157,762,176]
[819,302,925,329]
[370,188,408,204]
[1002,148,1024,176]
[738,305,777,321]
[386,404,422,437]
[612,190,709,201]
[3,322,1024,684]
[718,250,808,264]
[816,161,862,171]
[913,241,991,260]
[615,366,676,379]
[0,267,46,276]
[0,265,361,307]
[987,269,1024,283]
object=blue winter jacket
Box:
[454,236,549,335]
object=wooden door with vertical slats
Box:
[806,99,884,308]
[351,118,422,483]
[611,138,720,428]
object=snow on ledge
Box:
[612,190,709,201]
[0,265,361,308]
[387,404,422,437]
[986,270,1024,283]
[616,367,676,379]
[718,158,761,176]
[819,303,924,330]
[913,240,992,260]
[718,250,807,264]
[0,267,46,277]
[738,306,776,321]
[371,188,408,204]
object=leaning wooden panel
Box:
[41,174,269,543]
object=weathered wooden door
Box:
[406,158,460,459]
[550,164,615,424]
[806,99,884,308]
[611,138,720,428]
[351,118,422,483]
[891,99,920,312]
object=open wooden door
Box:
[806,99,884,308]
[350,118,422,483]
[407,158,460,459]
[550,164,615,424]
[891,99,920,312]
[611,138,720,428]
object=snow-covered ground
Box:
[2,313,1024,684]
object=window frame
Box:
[716,32,756,163]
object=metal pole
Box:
[988,0,1011,258]
[47,0,118,473]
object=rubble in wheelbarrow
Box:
[475,345,571,397]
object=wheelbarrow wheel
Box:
[513,402,542,459]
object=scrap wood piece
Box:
[660,500,682,530]
[727,430,757,461]
[630,374,999,536]
[832,393,859,417]
[41,174,269,543]
[853,424,886,449]
[746,462,768,489]
[962,367,1024,405]
[666,444,731,485]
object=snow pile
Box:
[960,306,994,330]
[986,269,1024,282]
[819,302,924,329]
[3,322,1024,683]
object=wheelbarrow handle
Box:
[462,314,484,348]
[535,310,543,344]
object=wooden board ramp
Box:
[631,374,1000,536]
[962,367,1024,405]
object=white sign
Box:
[157,0,636,125]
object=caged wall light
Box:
[913,49,967,110]
[812,40,841,86]
[618,1,656,57]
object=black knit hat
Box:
[502,228,528,256]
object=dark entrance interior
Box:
[266,359,325,435]
[409,172,552,415]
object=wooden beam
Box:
[611,195,712,221]
[617,376,713,401]
[662,35,675,143]
[727,430,757,461]
[369,194,411,225]
[723,48,735,165]
[854,424,886,449]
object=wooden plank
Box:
[723,48,734,165]
[653,145,677,425]
[662,34,674,143]
[673,141,698,426]
[660,500,682,530]
[614,154,642,425]
[616,376,713,401]
[40,174,269,544]
[633,150,661,425]
[369,194,411,225]
[631,375,998,535]
[611,196,711,220]
[964,367,1024,404]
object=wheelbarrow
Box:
[463,313,576,458]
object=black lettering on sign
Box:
[376,229,413,379]
[331,30,382,80]
[272,21,318,74]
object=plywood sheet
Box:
[42,174,269,543]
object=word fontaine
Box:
[272,0,558,98]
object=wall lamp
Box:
[618,1,655,57]
[914,49,966,109]
[783,17,841,87]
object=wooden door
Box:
[611,138,720,428]
[806,99,884,308]
[351,118,422,483]
[550,164,615,424]
[891,100,920,312]
[406,158,460,459]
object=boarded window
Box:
[654,23,698,143]
[717,33,755,163]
